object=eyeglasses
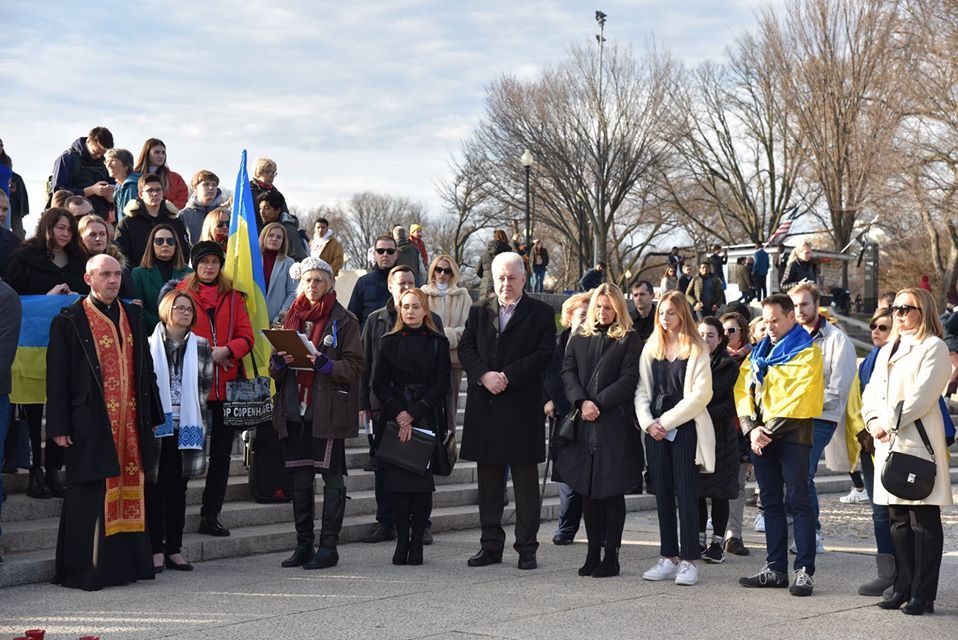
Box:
[434,267,454,275]
[891,305,919,317]
[724,327,738,335]
[869,322,890,331]
[375,247,397,255]
[217,221,230,228]
[143,188,163,195]
[171,305,194,314]
[153,237,176,246]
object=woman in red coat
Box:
[176,241,253,536]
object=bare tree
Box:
[471,43,677,281]
[758,0,910,283]
[662,31,813,245]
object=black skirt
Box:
[283,419,346,475]
[53,480,154,591]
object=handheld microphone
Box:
[319,334,335,356]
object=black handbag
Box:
[378,421,436,475]
[223,348,274,428]
[881,403,937,501]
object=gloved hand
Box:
[271,353,287,370]
[314,353,334,375]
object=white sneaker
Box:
[675,560,698,586]
[643,557,679,581]
[839,487,869,504]
[789,533,825,554]
[753,512,765,533]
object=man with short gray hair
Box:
[459,252,556,570]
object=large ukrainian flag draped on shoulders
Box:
[225,151,272,383]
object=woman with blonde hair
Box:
[862,288,953,615]
[421,255,472,416]
[372,287,450,565]
[556,284,643,577]
[635,291,714,586]
[200,208,230,252]
[260,222,297,326]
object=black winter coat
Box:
[5,241,89,296]
[372,328,450,492]
[696,349,740,500]
[458,294,556,464]
[780,258,817,289]
[556,328,643,498]
[114,199,191,269]
[45,299,164,484]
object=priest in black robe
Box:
[47,254,164,590]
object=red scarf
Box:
[284,291,337,404]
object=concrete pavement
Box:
[0,497,955,639]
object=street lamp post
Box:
[594,11,607,265]
[521,149,534,247]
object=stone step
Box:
[0,492,657,588]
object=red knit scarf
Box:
[284,291,337,404]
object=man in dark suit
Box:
[47,254,164,590]
[459,252,556,570]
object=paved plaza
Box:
[0,495,955,639]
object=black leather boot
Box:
[578,545,601,577]
[592,546,620,578]
[26,467,52,499]
[282,477,315,568]
[393,521,411,565]
[407,522,424,566]
[304,487,346,570]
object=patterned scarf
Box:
[82,298,145,536]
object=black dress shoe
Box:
[877,592,909,610]
[363,524,396,543]
[518,551,537,570]
[467,549,502,567]
[552,534,574,546]
[902,598,934,615]
[422,528,434,546]
[165,557,194,571]
[198,515,230,537]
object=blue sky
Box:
[3,0,776,229]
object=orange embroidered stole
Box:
[83,298,145,536]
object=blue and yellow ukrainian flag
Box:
[224,150,272,381]
[11,293,81,404]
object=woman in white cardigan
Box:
[635,291,714,587]
[421,255,472,416]
[861,287,952,616]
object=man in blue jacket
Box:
[752,243,770,299]
[348,234,398,328]
[50,127,115,217]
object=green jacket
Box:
[131,265,194,330]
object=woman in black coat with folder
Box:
[372,288,450,566]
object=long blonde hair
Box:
[645,291,705,360]
[578,283,632,340]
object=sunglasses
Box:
[153,237,176,246]
[434,267,454,275]
[891,304,919,317]
[375,247,397,255]
[217,221,230,228]
[869,322,890,331]
[724,327,738,335]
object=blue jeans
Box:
[532,268,546,293]
[554,482,581,538]
[0,395,10,538]
[752,438,816,575]
[860,451,894,555]
[807,420,836,532]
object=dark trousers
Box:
[201,402,231,518]
[860,451,894,555]
[752,272,767,301]
[582,494,625,548]
[699,498,730,538]
[889,505,943,601]
[752,438,816,575]
[145,435,189,555]
[24,403,63,471]
[555,482,582,538]
[646,425,700,561]
[477,462,540,554]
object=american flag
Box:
[765,207,802,246]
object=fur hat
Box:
[289,256,333,280]
[190,240,225,267]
